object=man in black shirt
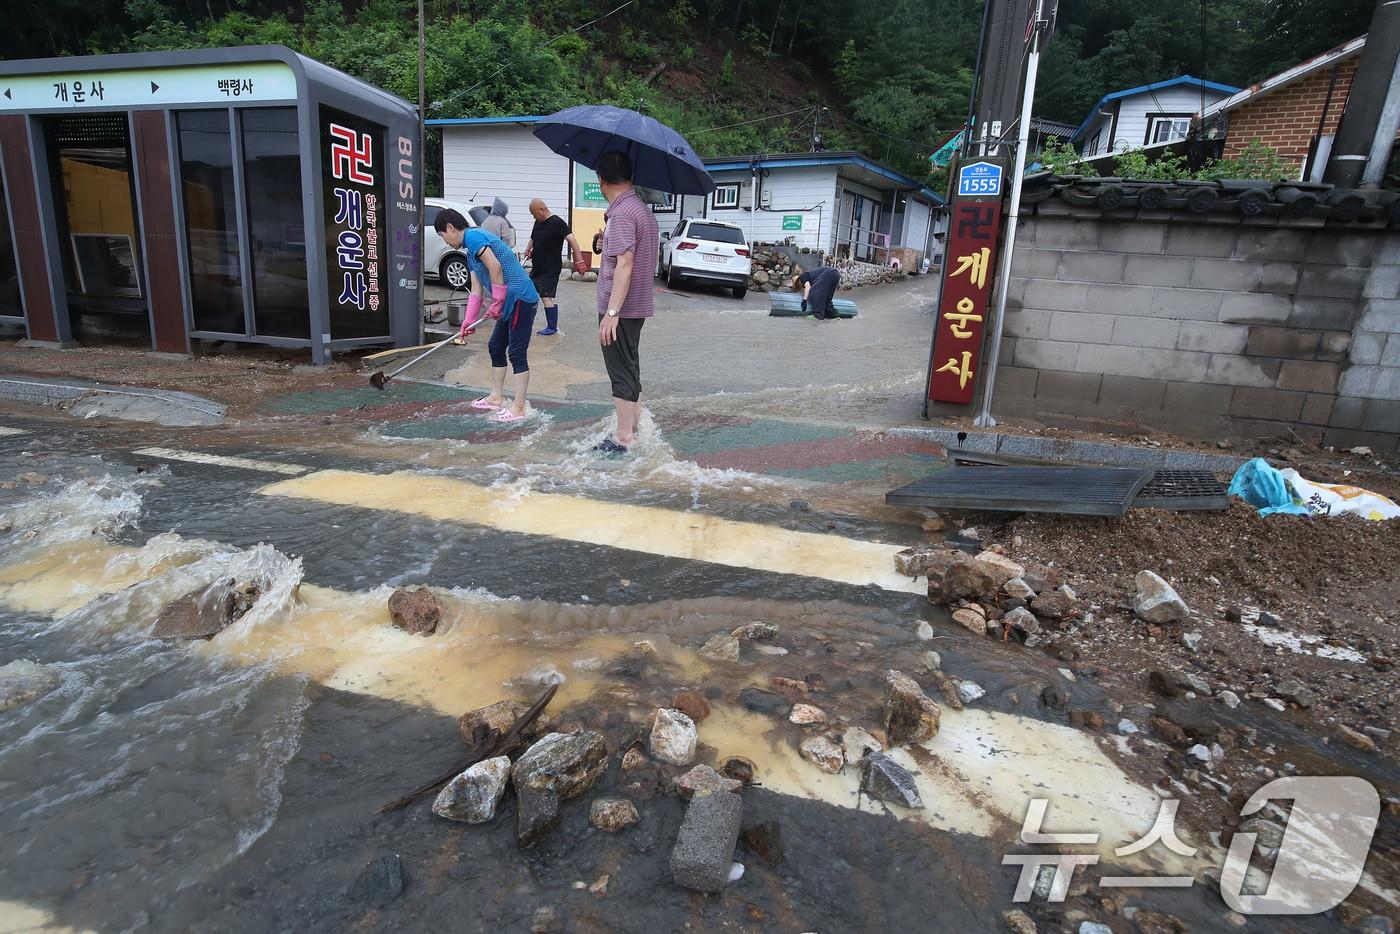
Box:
[525,199,584,336]
[792,265,842,320]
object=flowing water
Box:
[0,418,1364,932]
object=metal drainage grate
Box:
[1132,470,1229,511]
[885,466,1154,517]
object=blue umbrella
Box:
[533,105,716,196]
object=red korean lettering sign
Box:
[927,199,1002,404]
[321,105,388,339]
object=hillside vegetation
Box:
[3,0,1372,192]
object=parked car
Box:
[423,197,476,291]
[657,218,751,298]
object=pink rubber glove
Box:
[458,293,483,340]
[486,283,508,320]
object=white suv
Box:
[423,197,476,291]
[658,218,752,298]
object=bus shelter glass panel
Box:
[177,109,243,334]
[46,114,143,306]
[241,108,308,339]
[0,169,22,318]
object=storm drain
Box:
[885,466,1154,517]
[1132,470,1229,511]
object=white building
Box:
[430,116,945,265]
[1071,75,1240,158]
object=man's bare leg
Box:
[632,394,641,436]
[613,398,638,446]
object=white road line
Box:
[261,469,926,595]
[0,426,27,437]
[132,446,309,476]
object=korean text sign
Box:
[321,106,388,340]
[927,198,1003,404]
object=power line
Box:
[695,105,816,134]
[824,109,962,155]
[433,0,637,112]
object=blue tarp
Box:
[1227,458,1309,516]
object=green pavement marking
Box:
[374,417,514,440]
[666,419,845,456]
[265,382,474,415]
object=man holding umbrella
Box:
[529,105,713,453]
[593,152,659,454]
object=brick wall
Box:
[978,200,1400,451]
[1224,55,1358,171]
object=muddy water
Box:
[0,447,1349,932]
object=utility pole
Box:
[1324,0,1400,188]
[974,0,1052,427]
[970,0,1035,156]
[417,0,426,339]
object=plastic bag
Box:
[1228,457,1399,520]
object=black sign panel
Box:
[320,105,388,339]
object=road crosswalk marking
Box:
[132,446,309,476]
[261,468,925,595]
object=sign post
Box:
[925,157,1006,408]
[972,0,1051,427]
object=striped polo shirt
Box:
[597,188,659,319]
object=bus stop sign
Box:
[957,161,1003,198]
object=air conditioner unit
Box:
[738,180,754,208]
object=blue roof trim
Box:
[705,153,944,205]
[425,115,546,126]
[1069,75,1242,142]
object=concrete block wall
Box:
[989,200,1400,451]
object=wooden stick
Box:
[376,684,559,814]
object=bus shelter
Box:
[0,45,422,363]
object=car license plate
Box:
[703,253,726,264]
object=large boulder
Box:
[388,586,442,635]
[650,708,698,766]
[151,579,241,640]
[432,756,511,823]
[925,552,1000,603]
[894,546,945,577]
[0,659,58,713]
[861,752,924,808]
[974,551,1025,587]
[883,670,941,746]
[457,699,542,747]
[511,731,608,801]
[1133,571,1190,624]
[510,731,608,847]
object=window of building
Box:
[241,108,308,339]
[711,183,739,210]
[1147,115,1192,145]
[177,109,244,334]
[1086,130,1102,156]
[650,191,675,213]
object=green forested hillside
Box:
[2,0,1374,189]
